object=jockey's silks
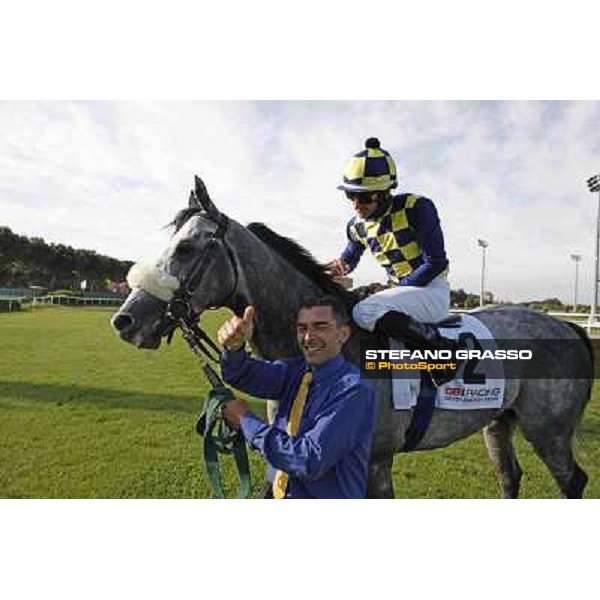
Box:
[340,145,398,192]
[341,193,449,287]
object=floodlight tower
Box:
[587,174,600,327]
[570,254,582,312]
[477,238,489,307]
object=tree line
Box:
[1,225,577,309]
[0,226,132,292]
[450,287,578,312]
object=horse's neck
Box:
[242,261,322,359]
[226,230,324,360]
[231,249,375,363]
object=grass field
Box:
[1,306,599,498]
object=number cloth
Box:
[221,349,377,499]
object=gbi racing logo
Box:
[445,387,502,397]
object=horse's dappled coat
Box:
[112,175,594,499]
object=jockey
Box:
[327,137,457,386]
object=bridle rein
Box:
[164,206,251,499]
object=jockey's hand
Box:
[221,398,249,429]
[217,305,255,351]
[325,258,349,278]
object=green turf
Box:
[1,306,598,498]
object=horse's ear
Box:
[188,190,200,209]
[194,175,220,217]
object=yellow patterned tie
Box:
[272,370,313,499]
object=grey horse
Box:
[111,176,593,498]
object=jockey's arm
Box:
[339,222,365,274]
[400,196,449,287]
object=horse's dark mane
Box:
[247,222,355,306]
[169,206,204,232]
[168,207,356,306]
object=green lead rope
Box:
[196,386,252,499]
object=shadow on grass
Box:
[0,380,204,414]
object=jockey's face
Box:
[346,191,380,219]
[296,305,351,366]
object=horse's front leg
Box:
[366,456,395,498]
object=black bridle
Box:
[177,212,238,304]
[164,210,239,378]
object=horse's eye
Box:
[174,241,194,258]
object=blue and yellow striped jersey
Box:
[341,193,449,287]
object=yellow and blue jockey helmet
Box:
[337,137,398,193]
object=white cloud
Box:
[1,100,598,304]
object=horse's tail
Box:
[564,321,598,484]
[564,320,595,406]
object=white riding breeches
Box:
[352,275,451,332]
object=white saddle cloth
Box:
[390,314,505,410]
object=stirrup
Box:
[375,311,460,386]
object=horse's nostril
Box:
[112,313,133,332]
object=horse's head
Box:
[111,176,239,349]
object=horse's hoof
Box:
[562,465,588,499]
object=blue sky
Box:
[1,100,599,304]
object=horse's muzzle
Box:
[111,309,172,349]
[112,312,133,333]
[111,288,171,349]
